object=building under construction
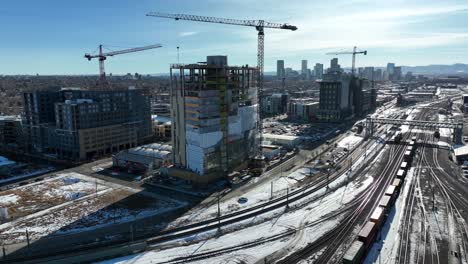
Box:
[169,56,258,184]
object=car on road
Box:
[238,197,248,204]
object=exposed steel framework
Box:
[146,12,297,155]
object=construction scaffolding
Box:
[170,56,259,181]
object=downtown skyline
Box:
[1,0,467,75]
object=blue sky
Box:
[1,0,468,75]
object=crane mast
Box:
[146,12,297,155]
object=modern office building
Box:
[364,67,374,80]
[329,58,341,73]
[374,69,383,81]
[301,60,308,75]
[22,88,152,161]
[394,66,402,81]
[262,93,288,116]
[317,72,352,121]
[288,98,319,121]
[277,60,285,80]
[314,63,324,80]
[22,90,61,152]
[169,56,258,183]
[351,78,376,117]
[0,116,22,147]
[387,63,395,75]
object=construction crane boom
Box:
[146,11,297,156]
[326,46,367,76]
[84,44,162,83]
[146,12,297,30]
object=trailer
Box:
[358,221,377,250]
[343,240,365,264]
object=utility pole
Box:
[270,181,273,199]
[217,195,221,227]
[286,186,289,208]
[26,229,30,249]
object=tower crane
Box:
[84,44,162,83]
[146,12,297,153]
[326,46,367,76]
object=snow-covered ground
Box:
[0,172,187,243]
[100,172,376,264]
[337,134,363,149]
[100,130,391,264]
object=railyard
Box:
[0,88,467,264]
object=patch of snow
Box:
[337,134,363,149]
[0,194,20,206]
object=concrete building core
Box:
[170,56,259,181]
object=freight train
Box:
[343,141,416,263]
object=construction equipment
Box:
[326,46,367,76]
[146,12,297,155]
[85,44,162,84]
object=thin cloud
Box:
[179,31,199,37]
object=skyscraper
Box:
[329,58,341,73]
[277,60,285,80]
[394,66,402,80]
[387,63,395,75]
[314,63,324,80]
[364,67,374,80]
[301,60,308,75]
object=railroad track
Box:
[278,129,409,263]
[424,134,468,263]
[3,129,375,263]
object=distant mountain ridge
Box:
[401,63,468,75]
[265,63,468,76]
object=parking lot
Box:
[263,121,340,143]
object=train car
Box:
[396,169,406,179]
[385,185,397,204]
[409,140,415,147]
[411,136,417,142]
[406,146,414,155]
[370,206,385,227]
[400,161,408,171]
[379,195,392,212]
[394,132,402,144]
[403,150,413,163]
[343,240,365,264]
[392,178,402,192]
[358,221,377,250]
